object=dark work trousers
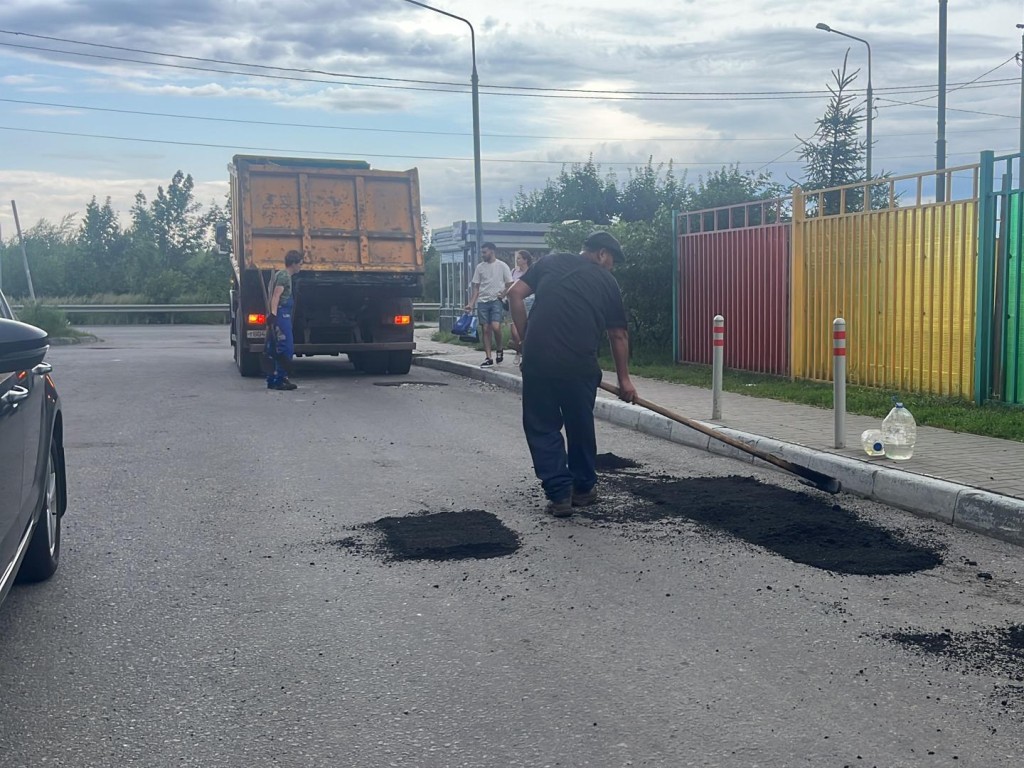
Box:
[521,371,602,502]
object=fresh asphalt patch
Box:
[581,454,944,577]
[879,625,1024,714]
[332,510,520,562]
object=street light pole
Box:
[1017,24,1024,157]
[937,0,948,202]
[816,23,873,181]
[401,0,484,280]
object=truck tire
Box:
[235,317,262,377]
[362,352,390,375]
[387,350,412,375]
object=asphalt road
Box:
[0,325,1022,768]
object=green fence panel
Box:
[1005,190,1024,403]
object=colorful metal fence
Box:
[1005,189,1024,403]
[977,150,1024,405]
[676,199,790,375]
[676,162,987,400]
[792,165,979,399]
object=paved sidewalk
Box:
[413,328,1024,546]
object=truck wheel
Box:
[348,353,364,371]
[235,318,261,377]
[362,352,389,375]
[387,350,412,375]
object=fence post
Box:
[712,314,724,419]
[975,150,996,405]
[833,317,847,448]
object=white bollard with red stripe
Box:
[833,317,846,449]
[712,315,724,419]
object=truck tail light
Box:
[388,315,412,326]
[247,313,267,326]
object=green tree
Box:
[499,157,618,224]
[152,171,207,270]
[686,166,788,229]
[796,50,883,215]
[72,197,127,293]
[619,160,690,223]
[5,216,78,298]
[422,245,441,302]
[123,191,162,294]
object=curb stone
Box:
[413,355,1024,548]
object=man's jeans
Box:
[521,371,601,502]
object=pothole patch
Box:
[336,510,520,562]
[373,381,449,387]
[583,470,943,576]
[594,452,642,471]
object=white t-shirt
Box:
[471,259,513,303]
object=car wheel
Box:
[18,439,64,583]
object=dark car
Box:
[0,289,66,608]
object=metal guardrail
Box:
[12,302,441,318]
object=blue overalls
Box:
[265,296,294,388]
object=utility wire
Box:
[875,97,1016,120]
[6,96,1012,142]
[0,124,1001,167]
[876,54,1018,110]
[0,29,1018,101]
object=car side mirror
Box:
[0,318,49,374]
[215,221,231,255]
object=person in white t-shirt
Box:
[464,242,514,366]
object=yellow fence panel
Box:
[792,179,977,399]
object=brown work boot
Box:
[572,487,598,507]
[545,498,573,518]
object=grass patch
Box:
[600,351,1024,443]
[14,302,91,339]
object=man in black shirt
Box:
[506,232,638,517]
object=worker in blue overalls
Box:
[266,249,304,390]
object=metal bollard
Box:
[833,317,846,448]
[712,314,724,419]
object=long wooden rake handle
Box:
[599,381,841,494]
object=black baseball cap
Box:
[583,231,624,263]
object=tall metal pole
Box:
[11,200,35,300]
[401,0,484,290]
[1018,24,1024,157]
[816,24,873,181]
[937,0,948,202]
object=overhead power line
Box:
[0,28,1018,102]
[0,124,1004,168]
[5,96,1016,143]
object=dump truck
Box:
[220,155,424,377]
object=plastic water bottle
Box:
[860,429,885,457]
[881,401,917,461]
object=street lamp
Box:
[816,22,873,181]
[401,0,484,280]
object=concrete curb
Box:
[413,354,1024,548]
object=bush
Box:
[15,302,76,337]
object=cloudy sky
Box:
[0,0,1020,239]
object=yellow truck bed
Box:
[230,155,423,273]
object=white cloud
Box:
[0,0,1019,230]
[0,170,227,234]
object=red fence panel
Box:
[678,225,790,375]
